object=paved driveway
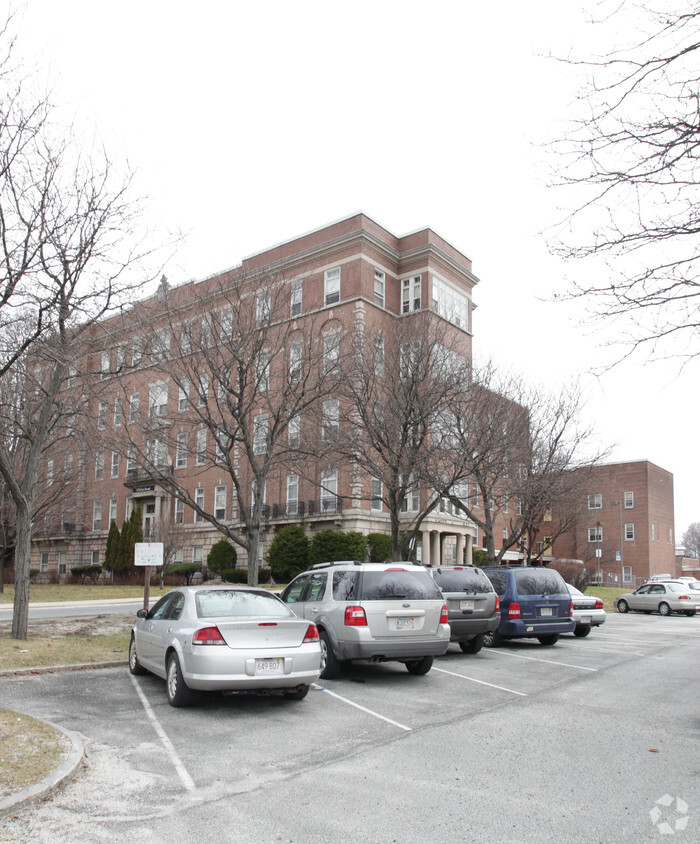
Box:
[1,613,699,843]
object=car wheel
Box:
[319,631,342,679]
[284,685,310,701]
[405,656,433,675]
[128,634,147,675]
[482,629,504,648]
[459,634,485,654]
[617,599,629,614]
[573,626,592,638]
[658,602,671,616]
[166,652,197,707]
[537,634,559,646]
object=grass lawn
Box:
[0,709,68,795]
[585,585,627,612]
[0,583,172,605]
[0,630,132,671]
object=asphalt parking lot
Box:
[1,612,699,843]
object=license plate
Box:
[460,600,475,611]
[580,615,591,624]
[396,617,415,630]
[255,659,282,675]
[540,607,553,617]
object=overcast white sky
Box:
[12,0,699,541]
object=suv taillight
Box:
[192,626,226,645]
[494,595,500,613]
[344,606,368,626]
[569,601,574,617]
[440,604,449,624]
[303,623,320,643]
[508,602,521,619]
[594,598,604,609]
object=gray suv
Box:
[427,565,500,654]
[280,561,450,678]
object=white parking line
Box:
[579,645,646,657]
[130,677,196,791]
[312,684,412,731]
[432,666,527,696]
[488,650,597,671]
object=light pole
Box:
[612,500,623,585]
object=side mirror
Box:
[137,609,149,619]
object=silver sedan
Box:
[129,585,322,706]
[566,584,606,636]
[615,581,700,617]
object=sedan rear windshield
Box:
[433,569,494,594]
[359,571,443,601]
[195,590,292,618]
[514,569,567,596]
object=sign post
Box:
[134,543,164,611]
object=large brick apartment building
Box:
[30,213,511,578]
[553,460,676,586]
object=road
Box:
[1,612,699,843]
[0,598,151,623]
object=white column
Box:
[456,533,465,565]
[431,531,441,567]
[465,533,474,566]
[421,530,431,566]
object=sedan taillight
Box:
[594,598,604,609]
[344,606,368,626]
[440,604,449,624]
[192,626,226,645]
[508,602,521,619]
[678,595,690,601]
[303,623,320,643]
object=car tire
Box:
[166,652,197,707]
[658,602,671,617]
[319,631,342,679]
[482,629,504,648]
[459,634,485,654]
[573,626,592,638]
[284,685,310,701]
[405,656,433,675]
[537,634,559,646]
[617,599,629,614]
[128,634,147,675]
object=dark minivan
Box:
[428,566,500,654]
[481,566,575,646]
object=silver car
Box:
[129,585,322,706]
[566,584,606,637]
[280,561,450,678]
[615,581,700,617]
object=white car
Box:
[566,584,606,637]
[615,581,700,617]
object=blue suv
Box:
[481,566,574,646]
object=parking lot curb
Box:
[0,716,84,815]
[0,660,127,678]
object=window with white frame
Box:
[97,401,107,430]
[588,493,602,510]
[651,523,656,541]
[132,339,143,367]
[256,289,271,327]
[173,547,184,563]
[201,313,212,347]
[374,269,385,307]
[100,351,110,378]
[291,280,302,317]
[116,346,126,372]
[215,427,226,461]
[321,468,338,511]
[220,308,233,341]
[192,546,203,564]
[114,397,122,426]
[196,428,206,465]
[178,380,190,411]
[129,392,139,423]
[371,477,382,510]
[147,438,167,467]
[588,525,603,542]
[149,382,168,418]
[324,267,340,306]
[126,446,136,473]
[624,490,634,508]
[253,413,268,453]
[471,484,479,508]
[46,459,54,487]
[194,487,204,522]
[176,432,188,468]
[402,275,422,313]
[93,501,102,531]
[111,451,120,479]
[289,342,302,382]
[623,566,632,584]
[175,499,185,524]
[288,414,300,448]
[59,551,67,574]
[322,399,339,440]
[256,351,270,391]
[286,473,299,515]
[95,452,104,480]
[215,485,227,520]
[198,373,209,406]
[625,523,635,540]
[399,341,420,379]
[153,327,170,361]
[432,275,468,329]
[251,479,266,517]
[64,453,73,483]
[180,322,192,355]
[323,332,340,374]
[40,552,49,572]
[401,478,420,513]
[373,336,385,376]
[109,498,117,524]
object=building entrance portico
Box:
[420,524,475,567]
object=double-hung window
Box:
[323,333,340,374]
[321,469,338,511]
[194,488,204,522]
[324,267,340,305]
[371,477,382,511]
[196,428,206,465]
[291,280,302,317]
[322,399,339,440]
[111,451,120,479]
[624,491,634,508]
[588,493,602,510]
[286,473,299,515]
[253,414,268,454]
[374,269,385,307]
[288,415,300,448]
[256,289,271,327]
[402,275,422,313]
[97,401,107,430]
[588,526,603,542]
[149,382,169,418]
[215,485,227,520]
[625,523,635,540]
[178,380,190,412]
[176,432,188,468]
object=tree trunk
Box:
[11,503,32,640]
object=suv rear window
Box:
[359,571,442,601]
[333,571,360,600]
[433,568,493,594]
[513,569,567,596]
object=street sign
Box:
[616,551,621,562]
[134,543,164,567]
[595,549,602,558]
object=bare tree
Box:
[547,3,700,363]
[0,22,159,638]
[681,522,700,558]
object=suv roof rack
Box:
[310,560,364,569]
